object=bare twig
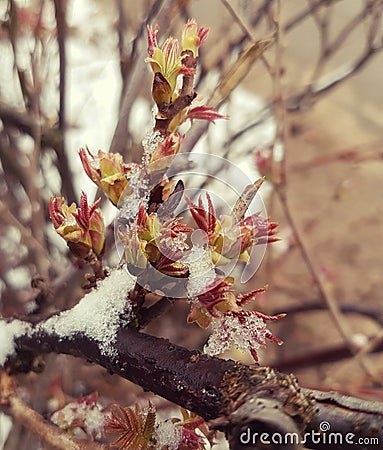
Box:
[53,0,66,132]
[52,0,76,203]
[283,0,340,33]
[287,0,383,110]
[275,334,383,372]
[0,200,60,274]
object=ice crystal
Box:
[173,232,189,252]
[42,268,135,358]
[203,312,271,358]
[154,419,182,450]
[160,231,189,254]
[51,398,106,439]
[183,245,216,297]
[0,320,31,367]
[119,165,150,223]
[141,128,163,166]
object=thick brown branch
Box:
[5,324,383,449]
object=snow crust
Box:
[204,313,269,357]
[42,268,135,357]
[0,320,31,367]
[50,400,106,439]
[183,245,216,297]
[154,419,182,450]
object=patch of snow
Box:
[0,320,32,367]
[42,268,135,358]
[183,245,216,297]
[141,128,163,166]
[203,313,269,357]
[50,400,106,439]
[154,419,182,450]
[118,166,150,223]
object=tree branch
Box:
[3,321,383,449]
[0,101,76,202]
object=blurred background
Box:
[0,0,383,448]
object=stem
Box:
[5,324,383,449]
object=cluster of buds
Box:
[134,206,193,277]
[145,19,209,106]
[50,148,133,263]
[105,402,211,450]
[145,20,227,174]
[79,147,137,206]
[47,18,284,364]
[187,193,279,265]
[49,193,105,259]
[187,275,284,361]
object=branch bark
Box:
[4,322,383,449]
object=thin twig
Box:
[53,0,66,132]
[0,200,60,274]
[53,0,76,203]
[220,0,272,74]
[275,333,383,372]
[3,394,107,450]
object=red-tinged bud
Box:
[194,277,237,319]
[49,193,105,258]
[147,24,159,57]
[161,179,179,202]
[155,254,188,277]
[186,193,216,239]
[87,205,105,256]
[236,285,268,306]
[239,214,279,245]
[145,35,182,97]
[181,19,209,57]
[148,132,182,173]
[136,206,161,250]
[186,105,228,124]
[118,227,147,275]
[255,148,273,179]
[177,410,209,448]
[49,196,86,257]
[79,148,135,206]
[136,205,148,231]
